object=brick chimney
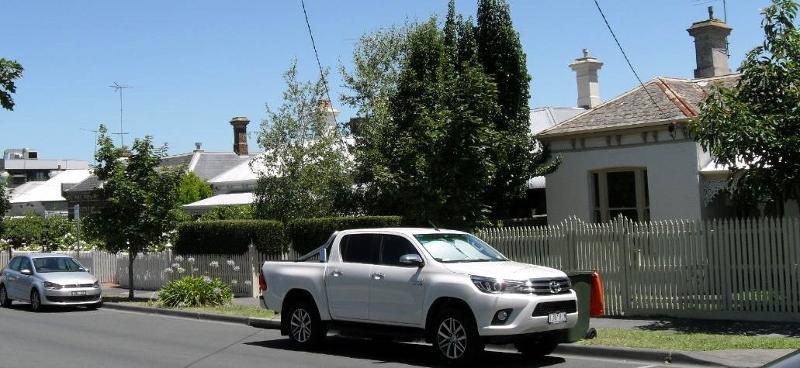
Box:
[229,117,249,156]
[687,6,732,78]
[569,49,603,109]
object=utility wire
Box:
[592,0,671,118]
[300,0,339,129]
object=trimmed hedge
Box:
[286,216,402,254]
[175,220,286,255]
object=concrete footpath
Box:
[102,287,797,367]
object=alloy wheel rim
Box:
[31,292,39,309]
[437,317,467,360]
[0,287,6,302]
[290,308,312,343]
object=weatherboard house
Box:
[536,12,795,224]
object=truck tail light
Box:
[590,271,605,317]
[258,269,267,292]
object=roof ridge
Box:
[655,78,698,118]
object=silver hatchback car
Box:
[0,253,103,311]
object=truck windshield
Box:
[414,233,507,263]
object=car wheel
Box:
[432,307,483,366]
[514,337,559,358]
[30,289,43,312]
[0,285,11,307]
[285,300,325,349]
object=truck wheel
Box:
[431,307,483,365]
[514,338,559,358]
[285,300,325,349]
[0,285,11,307]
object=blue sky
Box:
[1,0,772,161]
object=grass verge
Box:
[580,328,800,351]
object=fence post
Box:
[616,217,632,315]
[248,242,258,299]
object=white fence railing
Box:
[478,217,800,322]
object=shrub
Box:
[197,205,254,221]
[175,220,286,255]
[158,276,232,308]
[286,216,402,254]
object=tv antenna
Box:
[109,82,131,147]
[80,128,100,157]
[693,0,727,22]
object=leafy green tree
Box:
[476,0,542,220]
[87,125,183,299]
[197,205,254,221]
[178,172,212,205]
[0,58,23,111]
[691,0,800,214]
[253,61,353,222]
[0,176,9,248]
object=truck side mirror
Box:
[399,254,424,268]
[20,269,32,276]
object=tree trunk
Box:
[128,250,136,300]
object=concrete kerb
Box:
[101,302,281,329]
[101,303,757,367]
[554,344,723,367]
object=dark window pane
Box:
[7,257,21,271]
[381,235,419,266]
[340,234,380,264]
[643,170,650,207]
[592,173,600,208]
[18,258,32,272]
[607,171,637,208]
[609,209,638,221]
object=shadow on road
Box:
[5,303,97,314]
[246,336,565,367]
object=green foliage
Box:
[158,276,232,308]
[178,172,212,205]
[175,220,286,255]
[0,58,23,111]
[197,205,254,221]
[88,124,184,299]
[691,0,800,212]
[286,216,402,254]
[3,214,79,251]
[343,1,543,227]
[254,61,354,222]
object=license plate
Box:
[547,312,567,324]
[71,291,86,296]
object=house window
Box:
[592,168,649,222]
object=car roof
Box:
[337,227,469,236]
[18,253,72,259]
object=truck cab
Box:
[260,228,578,365]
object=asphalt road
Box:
[0,304,700,368]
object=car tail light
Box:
[590,271,605,317]
[258,269,267,292]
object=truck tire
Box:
[431,307,483,366]
[514,337,559,358]
[285,300,325,349]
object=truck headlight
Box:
[471,276,531,294]
[471,276,505,293]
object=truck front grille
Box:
[532,300,577,316]
[528,277,571,295]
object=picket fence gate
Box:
[477,216,800,322]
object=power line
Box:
[592,0,670,118]
[299,0,338,128]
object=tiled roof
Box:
[64,175,102,193]
[191,153,251,181]
[537,74,740,137]
[160,153,194,168]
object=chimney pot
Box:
[688,12,732,78]
[230,117,250,156]
[194,142,203,152]
[569,49,603,109]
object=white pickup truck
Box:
[259,228,578,365]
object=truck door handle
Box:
[331,271,342,277]
[371,273,384,280]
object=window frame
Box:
[592,167,650,222]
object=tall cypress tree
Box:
[476,0,538,220]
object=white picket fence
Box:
[478,217,800,322]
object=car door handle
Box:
[331,271,342,277]
[371,273,384,280]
